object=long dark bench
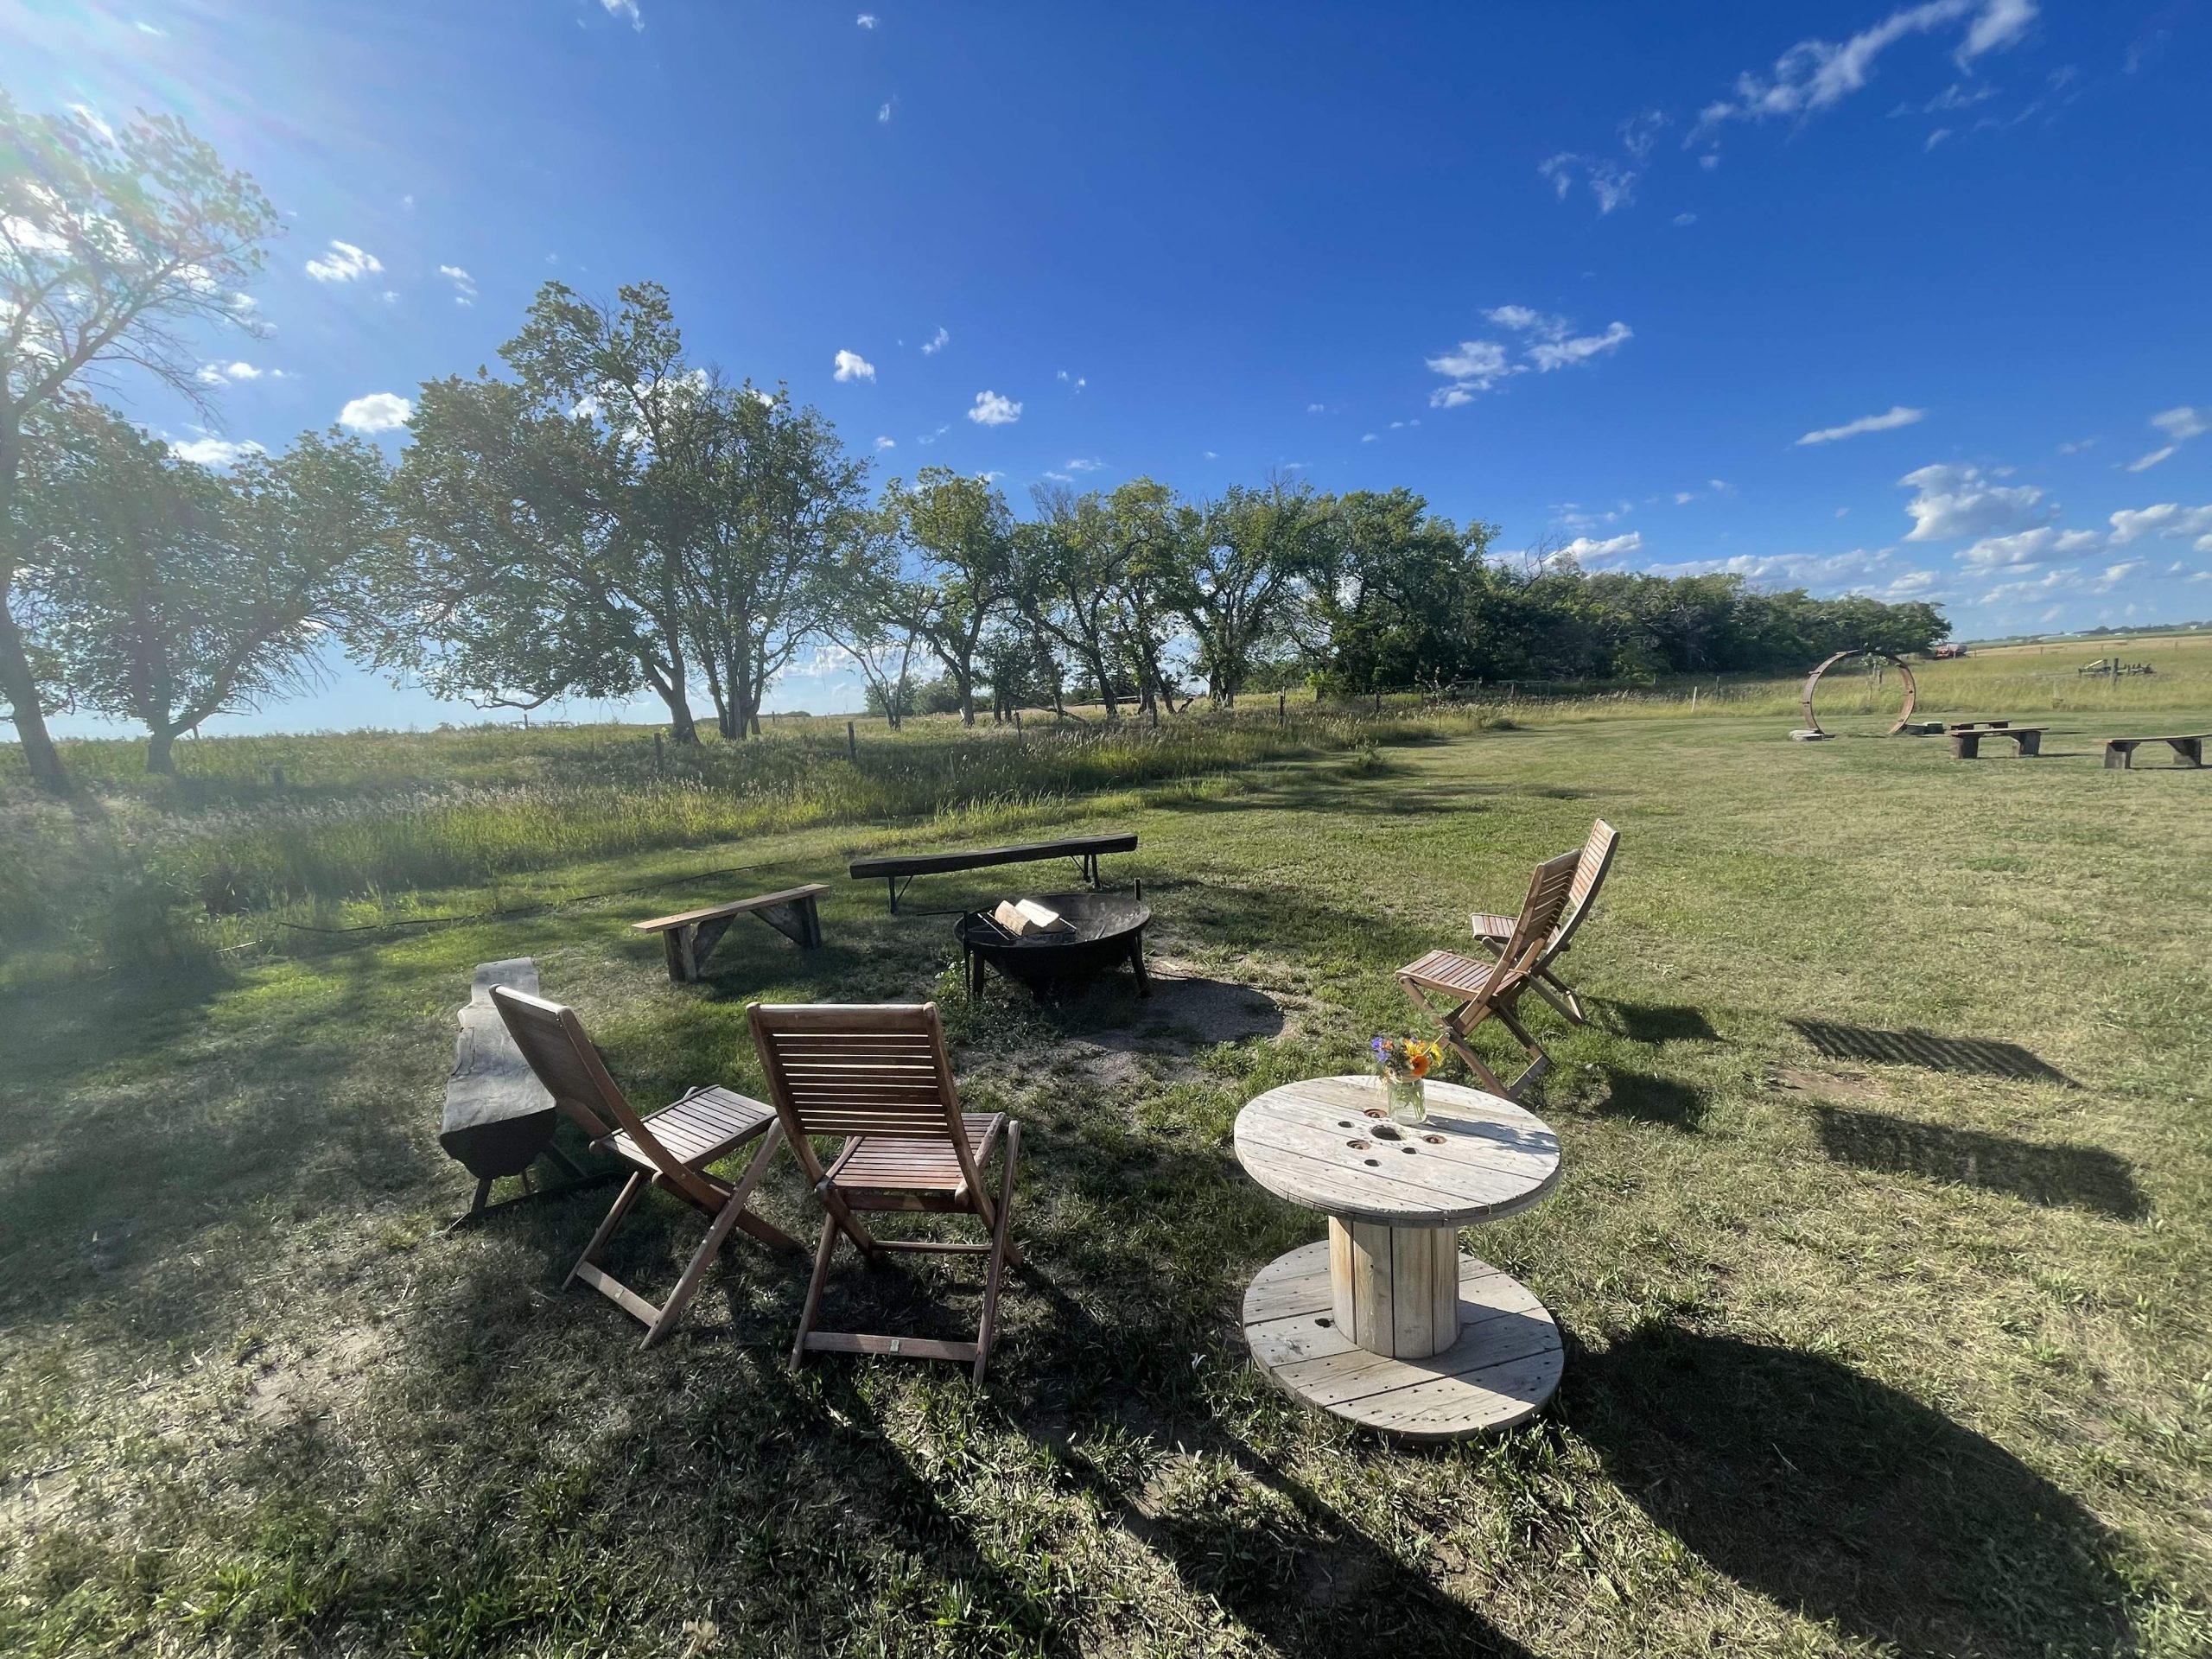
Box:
[849,832,1138,913]
[2102,733,2206,769]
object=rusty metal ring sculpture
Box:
[1800,649,1918,737]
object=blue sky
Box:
[12,0,2211,734]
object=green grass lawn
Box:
[3,712,2209,1656]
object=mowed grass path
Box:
[2,714,2208,1657]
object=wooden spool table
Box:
[1233,1075,1564,1440]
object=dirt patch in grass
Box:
[241,1325,387,1426]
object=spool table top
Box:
[1233,1075,1560,1227]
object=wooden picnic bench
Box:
[2102,733,2207,769]
[1951,727,2044,759]
[440,958,619,1226]
[849,831,1138,913]
[632,883,829,982]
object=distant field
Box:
[1,705,2208,1656]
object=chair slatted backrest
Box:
[492,987,718,1206]
[1493,851,1584,988]
[748,1003,983,1197]
[1544,819,1619,961]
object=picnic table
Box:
[2102,733,2206,769]
[1233,1075,1565,1441]
[849,831,1136,913]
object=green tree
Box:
[1,93,276,790]
[670,381,868,739]
[880,467,1011,726]
[23,410,388,772]
[1173,477,1327,705]
[385,283,706,740]
[1011,486,1128,722]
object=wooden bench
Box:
[632,883,829,982]
[441,958,619,1226]
[849,831,1138,913]
[2103,733,2207,770]
[1951,727,2044,759]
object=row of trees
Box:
[0,92,1948,787]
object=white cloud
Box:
[877,100,894,124]
[1427,340,1515,406]
[170,435,264,468]
[2126,446,2176,474]
[194,360,278,385]
[1674,212,1698,226]
[338,391,413,434]
[136,20,167,35]
[2056,436,2095,454]
[966,390,1020,426]
[1056,370,1087,393]
[1619,109,1669,160]
[1361,433,1377,443]
[1202,450,1218,461]
[1899,462,2048,541]
[1538,153,1637,213]
[874,435,896,450]
[1042,471,1073,482]
[1064,457,1103,473]
[2107,504,2212,545]
[1696,1,2037,133]
[1528,321,1631,371]
[2152,406,2209,441]
[832,349,876,383]
[1306,402,1326,414]
[1925,128,1952,149]
[1564,531,1643,562]
[921,326,949,355]
[856,12,878,27]
[1699,152,1720,169]
[916,423,950,447]
[438,264,477,307]
[1885,569,1941,597]
[601,0,643,30]
[1954,525,2099,567]
[305,239,382,283]
[1797,404,1925,445]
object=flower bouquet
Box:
[1370,1035,1442,1124]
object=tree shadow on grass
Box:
[1575,1325,2137,1659]
[1809,1103,2145,1219]
[1788,1020,2075,1086]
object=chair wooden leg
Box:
[972,1123,1020,1384]
[1528,969,1583,1026]
[640,1126,788,1348]
[567,1171,648,1289]
[1494,1005,1554,1101]
[791,1211,841,1371]
[1399,978,1513,1096]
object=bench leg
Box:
[1952,734,1980,760]
[2177,740,2202,769]
[753,899,817,948]
[2016,731,2042,756]
[2106,744,2133,770]
[662,927,695,982]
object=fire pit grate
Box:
[954,889,1152,1001]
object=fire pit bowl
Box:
[954,890,1152,1001]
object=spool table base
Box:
[1242,1239,1563,1440]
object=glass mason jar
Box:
[1384,1072,1427,1124]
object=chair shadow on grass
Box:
[1576,1325,2138,1659]
[1809,1103,2144,1219]
[1591,1066,1709,1130]
[1788,1019,2075,1086]
[1603,1002,1719,1045]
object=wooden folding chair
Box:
[492,987,800,1348]
[1469,819,1618,1025]
[1397,849,1582,1100]
[747,1002,1021,1383]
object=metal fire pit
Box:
[954,890,1152,1001]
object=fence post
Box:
[1278,691,1287,725]
[653,732,664,778]
[847,720,857,760]
[1013,708,1022,734]
[1372,690,1382,716]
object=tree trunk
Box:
[147,727,177,774]
[0,600,66,791]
